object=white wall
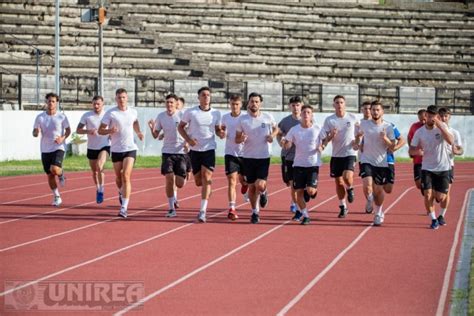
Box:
[1,109,472,161]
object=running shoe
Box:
[365,198,373,214]
[437,215,446,226]
[227,209,238,221]
[118,192,123,206]
[96,191,104,204]
[198,210,206,223]
[347,187,355,203]
[290,204,297,213]
[373,214,383,226]
[52,195,62,207]
[303,190,310,203]
[301,217,311,225]
[118,207,128,219]
[259,191,268,208]
[430,219,440,230]
[174,199,180,209]
[166,209,177,218]
[250,212,260,224]
[292,210,303,221]
[338,205,348,218]
[58,173,66,187]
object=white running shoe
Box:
[166,209,177,218]
[373,213,384,226]
[365,199,374,214]
[52,195,62,207]
[197,210,206,223]
[58,174,66,187]
[118,207,128,218]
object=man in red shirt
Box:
[407,109,426,195]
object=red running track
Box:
[0,162,473,315]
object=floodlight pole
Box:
[98,1,105,97]
[54,0,60,98]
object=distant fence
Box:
[1,73,473,114]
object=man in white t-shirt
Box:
[409,105,454,230]
[235,92,279,224]
[178,87,224,223]
[282,105,325,225]
[99,88,144,219]
[436,107,463,226]
[76,95,110,204]
[354,101,395,226]
[32,93,71,207]
[322,95,359,218]
[221,94,248,220]
[148,93,187,218]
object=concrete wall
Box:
[1,109,472,161]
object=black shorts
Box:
[225,155,244,176]
[111,150,137,163]
[185,153,192,173]
[413,163,422,181]
[359,163,393,186]
[281,157,294,184]
[421,170,450,194]
[242,157,270,184]
[449,167,454,184]
[189,150,215,174]
[387,164,395,184]
[87,146,110,160]
[330,156,356,178]
[41,150,65,174]
[161,153,187,178]
[293,166,319,190]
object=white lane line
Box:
[0,185,289,297]
[114,193,339,315]
[276,187,414,316]
[436,188,474,316]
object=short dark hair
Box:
[45,92,60,101]
[178,97,185,104]
[229,94,242,101]
[438,107,451,115]
[197,86,210,95]
[166,93,179,101]
[301,104,313,112]
[371,101,383,109]
[248,92,263,102]
[333,95,345,102]
[289,96,302,104]
[361,101,371,108]
[426,105,438,115]
[92,95,104,102]
[115,88,127,96]
[417,109,426,115]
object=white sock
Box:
[375,204,383,216]
[252,208,259,214]
[430,212,437,220]
[302,208,309,218]
[98,185,104,193]
[200,199,208,212]
[229,201,236,210]
[440,208,447,217]
[339,199,346,207]
[174,190,178,201]
[367,193,373,201]
[291,201,296,207]
[168,197,175,210]
[122,198,129,209]
[53,188,60,197]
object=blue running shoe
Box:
[96,191,104,204]
[430,219,440,230]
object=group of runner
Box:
[32,87,463,229]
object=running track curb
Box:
[450,189,474,315]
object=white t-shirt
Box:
[446,127,462,167]
[79,111,111,150]
[285,123,325,167]
[181,106,221,152]
[153,110,185,154]
[322,112,359,157]
[101,106,139,153]
[33,111,70,153]
[221,112,244,157]
[237,112,276,159]
[359,120,395,167]
[411,124,452,172]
